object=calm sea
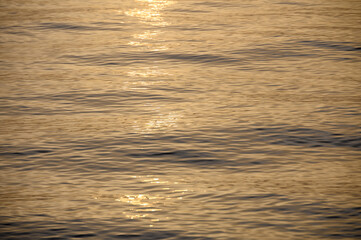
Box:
[0,0,360,239]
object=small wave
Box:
[254,126,361,150]
[36,22,124,32]
[299,40,361,52]
[62,46,320,69]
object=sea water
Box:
[0,0,360,239]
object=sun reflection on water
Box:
[125,0,174,26]
[127,66,171,78]
[123,0,182,134]
[126,0,173,51]
[132,112,181,133]
[97,1,185,221]
[93,175,190,222]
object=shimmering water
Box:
[1,0,361,239]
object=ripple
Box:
[253,126,361,150]
[36,22,125,32]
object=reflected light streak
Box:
[125,0,173,51]
[114,194,164,220]
[133,112,180,133]
[124,0,180,134]
[125,9,163,25]
[134,30,161,40]
[124,66,169,90]
[125,0,174,27]
[127,28,168,51]
[93,175,190,223]
[127,66,171,78]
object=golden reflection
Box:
[125,0,174,26]
[126,9,163,25]
[93,175,189,222]
[116,194,152,206]
[127,28,168,51]
[94,192,165,220]
[133,112,180,133]
[127,66,170,78]
[124,214,149,220]
[128,30,162,48]
[123,0,182,133]
[142,177,168,184]
[124,66,171,91]
[126,0,174,51]
[134,30,160,40]
[122,0,181,133]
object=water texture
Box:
[0,0,360,239]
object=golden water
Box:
[0,0,360,239]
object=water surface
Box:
[0,0,361,239]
